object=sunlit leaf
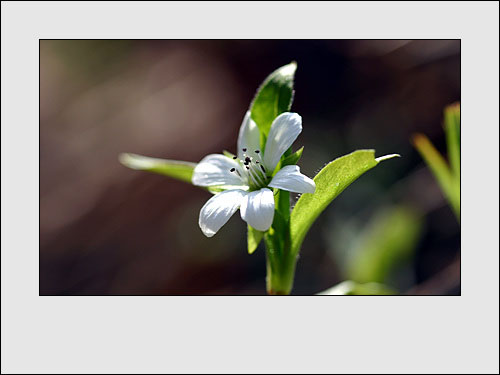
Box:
[119,153,196,183]
[250,62,296,140]
[290,150,400,256]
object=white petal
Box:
[199,189,247,237]
[268,165,316,194]
[192,154,245,187]
[263,112,302,172]
[240,188,275,231]
[237,111,261,159]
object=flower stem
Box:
[264,230,297,295]
[265,147,297,295]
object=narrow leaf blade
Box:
[412,133,460,219]
[119,153,196,183]
[250,62,296,138]
[290,150,399,256]
[444,102,461,180]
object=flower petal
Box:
[199,189,247,237]
[263,112,302,172]
[237,111,261,159]
[240,188,275,231]
[268,165,316,194]
[192,154,245,187]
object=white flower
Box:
[192,111,316,237]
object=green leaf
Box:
[280,146,304,168]
[290,150,400,256]
[317,281,396,295]
[250,62,296,140]
[247,225,264,255]
[345,205,422,284]
[412,133,460,219]
[444,102,460,181]
[119,153,196,183]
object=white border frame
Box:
[2,1,499,373]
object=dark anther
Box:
[246,166,250,170]
[260,165,266,173]
[256,161,259,164]
[244,161,249,165]
[255,150,260,153]
[245,157,251,163]
[230,168,235,172]
[232,156,237,159]
[242,148,247,152]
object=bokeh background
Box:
[40,40,460,295]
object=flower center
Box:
[230,148,270,190]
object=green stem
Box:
[264,231,297,295]
[265,146,297,295]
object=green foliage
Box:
[280,146,304,168]
[247,226,264,255]
[444,103,461,180]
[250,62,296,142]
[412,102,460,221]
[318,280,396,295]
[119,153,196,183]
[345,206,422,285]
[290,150,400,257]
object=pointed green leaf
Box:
[280,146,304,168]
[412,133,460,219]
[119,153,196,183]
[247,225,264,254]
[290,150,400,256]
[250,62,296,139]
[444,102,460,180]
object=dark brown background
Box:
[40,40,460,295]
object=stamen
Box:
[247,170,261,186]
[250,168,265,185]
[229,150,270,189]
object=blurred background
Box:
[40,40,460,295]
